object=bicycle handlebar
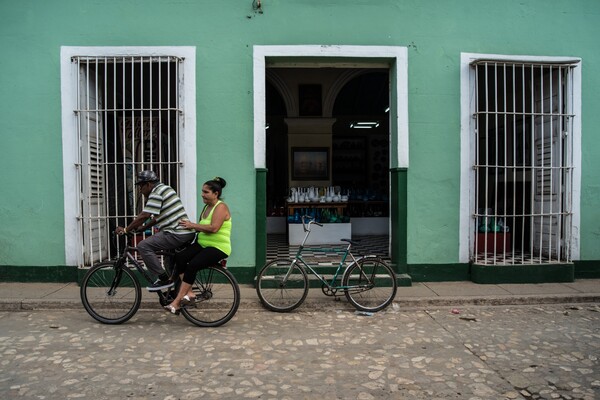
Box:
[301,215,323,232]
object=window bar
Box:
[119,56,128,259]
[520,64,527,265]
[93,57,101,264]
[140,56,145,174]
[130,56,137,223]
[543,65,550,261]
[176,58,182,192]
[157,57,161,184]
[556,66,563,262]
[538,64,544,262]
[109,56,117,260]
[547,65,558,260]
[147,57,152,180]
[483,63,490,264]
[85,59,93,264]
[528,65,535,264]
[491,63,497,261]
[167,58,173,188]
[168,58,173,188]
[539,64,546,263]
[175,58,181,191]
[473,65,480,263]
[510,63,517,264]
[501,62,508,263]
[123,56,130,226]
[568,66,574,262]
[74,57,82,266]
[78,57,87,265]
[169,57,174,188]
[539,64,545,263]
[564,67,573,262]
[96,56,108,261]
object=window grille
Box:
[471,61,575,265]
[73,55,184,266]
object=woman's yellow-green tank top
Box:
[197,200,232,255]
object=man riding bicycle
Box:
[115,170,195,291]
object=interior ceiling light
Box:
[384,106,390,113]
[350,121,379,129]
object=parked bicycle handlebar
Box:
[301,215,323,232]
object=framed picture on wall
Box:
[291,147,329,180]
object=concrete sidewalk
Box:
[0,279,598,312]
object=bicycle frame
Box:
[109,240,175,304]
[289,217,362,291]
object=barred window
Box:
[72,54,186,266]
[470,60,577,265]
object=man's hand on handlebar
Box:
[115,226,133,236]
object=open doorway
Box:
[253,45,409,272]
[264,67,391,261]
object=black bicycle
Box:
[80,233,240,327]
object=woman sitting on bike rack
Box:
[164,177,232,315]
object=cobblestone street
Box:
[1,304,598,399]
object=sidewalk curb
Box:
[1,294,598,312]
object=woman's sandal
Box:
[180,294,197,307]
[164,304,180,315]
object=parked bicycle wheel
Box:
[181,266,240,327]
[256,258,308,312]
[80,261,142,324]
[342,256,397,312]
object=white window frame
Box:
[60,46,197,267]
[459,52,581,263]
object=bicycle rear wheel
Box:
[80,261,142,324]
[256,258,308,312]
[181,266,240,327]
[342,256,397,312]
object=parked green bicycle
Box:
[256,216,397,312]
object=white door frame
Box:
[60,46,197,267]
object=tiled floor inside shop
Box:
[266,234,391,265]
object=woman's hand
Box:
[179,219,196,230]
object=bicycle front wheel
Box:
[181,266,241,327]
[256,258,308,312]
[342,256,397,312]
[80,261,142,324]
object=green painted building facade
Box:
[1,0,599,284]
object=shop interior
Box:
[265,67,390,250]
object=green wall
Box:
[0,1,599,280]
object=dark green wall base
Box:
[229,267,258,285]
[0,265,78,283]
[397,273,412,287]
[574,260,600,279]
[2,262,598,284]
[406,262,591,283]
[470,263,574,284]
[408,264,471,282]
